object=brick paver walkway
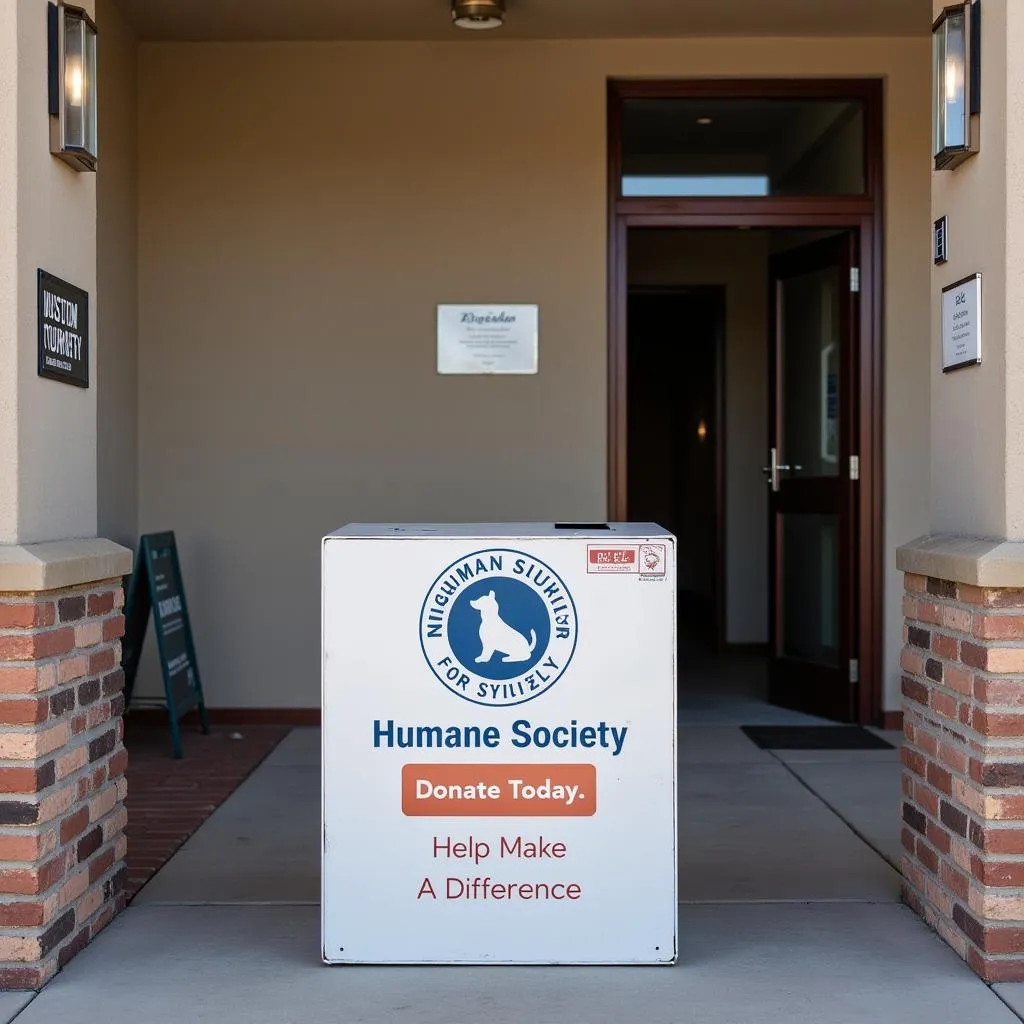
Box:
[122,716,290,897]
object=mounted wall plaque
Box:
[37,270,89,387]
[437,305,538,375]
[941,273,982,372]
[934,216,949,265]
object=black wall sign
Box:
[37,270,89,387]
[934,216,949,266]
[123,532,209,758]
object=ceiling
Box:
[112,0,931,42]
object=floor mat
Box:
[740,725,895,750]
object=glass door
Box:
[766,233,858,722]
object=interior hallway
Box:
[3,718,1024,1024]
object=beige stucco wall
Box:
[930,0,1007,536]
[1007,1,1024,540]
[96,0,138,548]
[0,0,98,545]
[628,230,770,646]
[930,0,1024,541]
[136,36,930,710]
[0,2,17,539]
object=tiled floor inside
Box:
[6,656,1024,1023]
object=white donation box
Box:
[321,523,677,965]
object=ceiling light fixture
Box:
[452,0,505,30]
[696,117,713,125]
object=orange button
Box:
[402,763,596,817]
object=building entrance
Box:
[625,227,861,723]
[608,79,883,724]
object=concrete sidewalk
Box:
[7,726,1024,1024]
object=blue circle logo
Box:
[419,549,578,707]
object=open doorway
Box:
[625,227,862,724]
[607,79,884,726]
[627,286,725,649]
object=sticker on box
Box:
[639,544,667,577]
[587,546,638,574]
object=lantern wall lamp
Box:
[933,0,981,171]
[48,2,98,172]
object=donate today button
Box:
[402,764,597,817]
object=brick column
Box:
[901,568,1024,981]
[0,577,128,989]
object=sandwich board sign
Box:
[321,523,677,964]
[122,532,209,758]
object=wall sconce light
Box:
[452,0,505,30]
[48,2,98,172]
[933,0,980,170]
[697,421,708,443]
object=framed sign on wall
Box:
[941,273,982,373]
[437,305,539,375]
[37,269,89,387]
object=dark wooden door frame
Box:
[607,78,884,727]
[626,284,727,650]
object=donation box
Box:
[321,523,677,965]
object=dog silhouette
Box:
[469,590,537,664]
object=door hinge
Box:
[850,267,861,293]
[850,454,860,481]
[849,658,860,684]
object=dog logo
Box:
[420,548,578,707]
[469,590,537,664]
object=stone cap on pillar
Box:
[897,534,1024,588]
[0,538,133,593]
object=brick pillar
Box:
[901,569,1024,981]
[0,578,128,989]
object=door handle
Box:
[761,448,780,492]
[761,450,803,492]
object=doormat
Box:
[740,725,895,750]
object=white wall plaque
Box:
[942,273,982,372]
[437,305,538,375]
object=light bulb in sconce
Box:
[945,55,963,104]
[697,421,708,442]
[66,59,83,106]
